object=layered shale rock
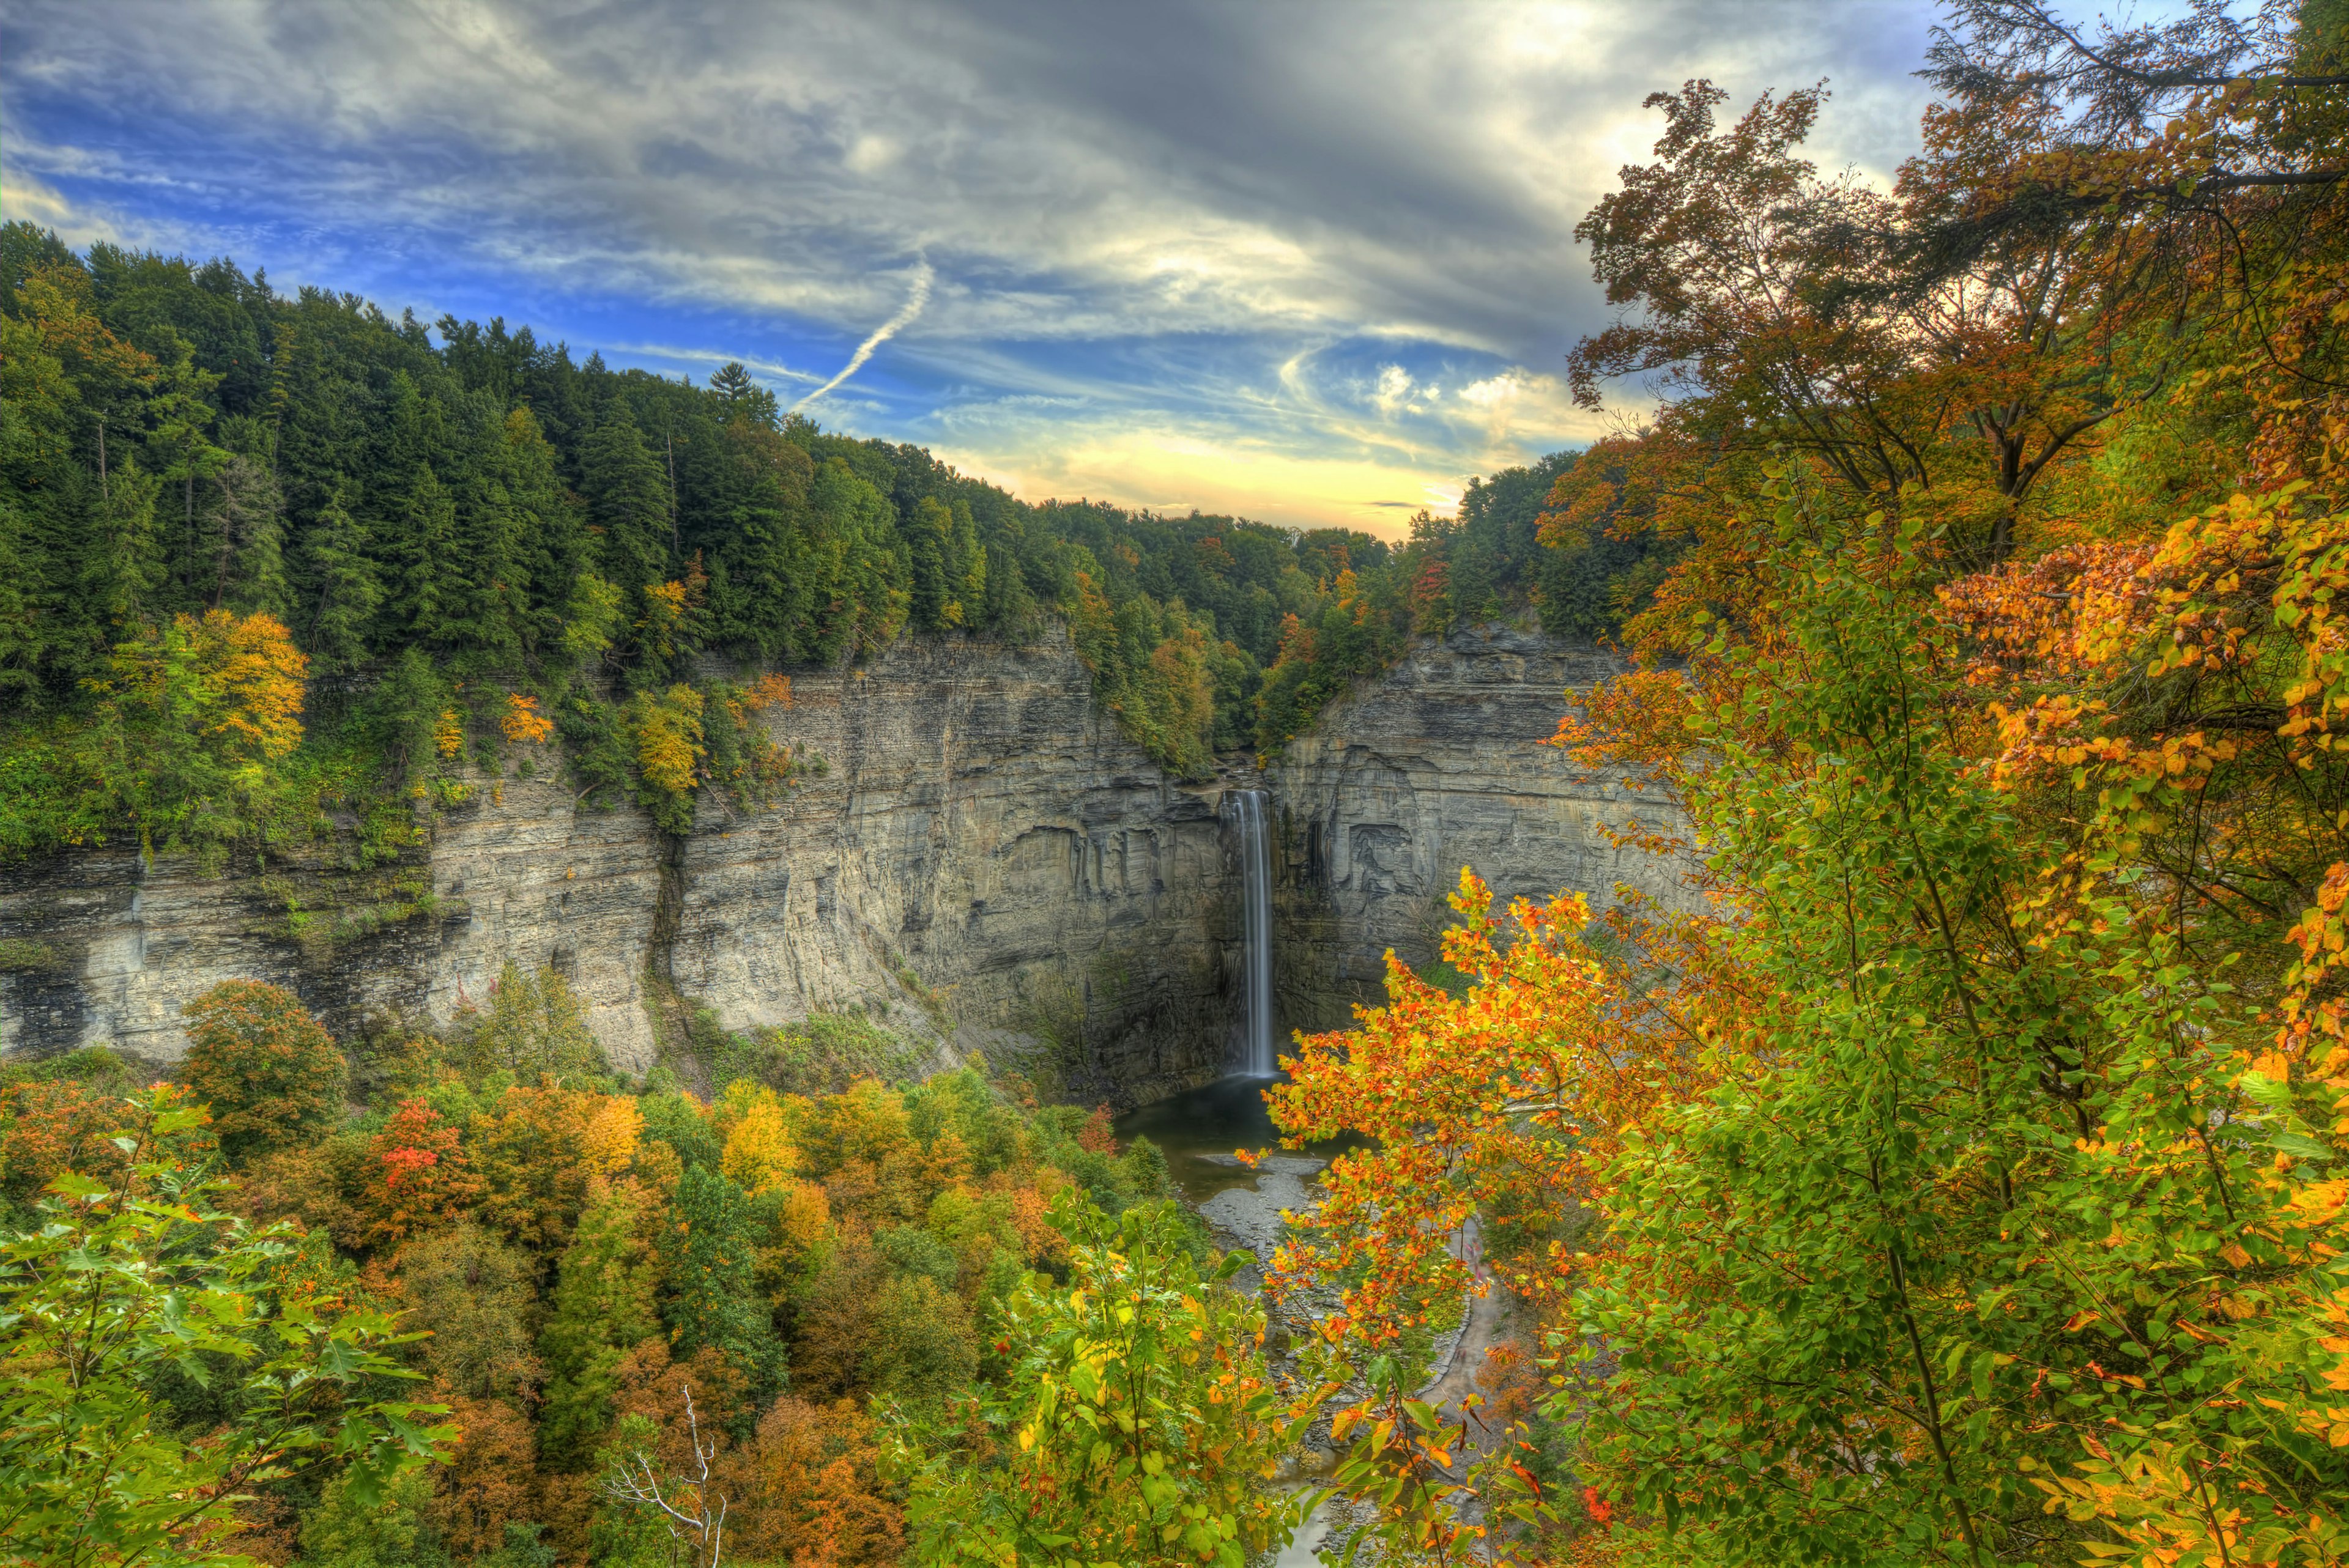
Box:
[0,621,1690,1104]
[1264,622,1694,1037]
[0,630,1239,1103]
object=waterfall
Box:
[1225,788,1276,1076]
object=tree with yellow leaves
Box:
[628,684,706,834]
[84,607,307,859]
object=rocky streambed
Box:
[1118,1076,1507,1564]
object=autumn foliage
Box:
[0,947,1208,1568]
[1266,7,2349,1566]
[179,979,347,1161]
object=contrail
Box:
[790,261,933,413]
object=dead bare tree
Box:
[595,1381,729,1568]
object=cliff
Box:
[1264,623,1693,1036]
[0,629,1241,1104]
[0,622,1690,1104]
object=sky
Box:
[2,0,1943,533]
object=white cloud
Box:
[4,0,1934,520]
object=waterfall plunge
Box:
[1226,788,1275,1076]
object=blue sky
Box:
[4,0,1942,532]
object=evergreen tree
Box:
[208,452,288,617]
[84,459,164,634]
[299,484,381,673]
[388,464,456,643]
[708,361,778,428]
[579,404,670,605]
[494,405,579,662]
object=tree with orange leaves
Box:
[1267,873,1724,1346]
[469,1084,641,1252]
[354,1098,480,1251]
[180,980,346,1164]
[78,607,309,859]
[0,1055,138,1209]
[718,1395,903,1567]
[1266,865,1749,1564]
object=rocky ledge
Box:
[0,628,1245,1102]
[0,621,1691,1105]
[1266,622,1694,1037]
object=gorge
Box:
[0,620,1686,1105]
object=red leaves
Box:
[357,1099,479,1250]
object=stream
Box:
[1113,1076,1452,1565]
[1114,1073,1519,1564]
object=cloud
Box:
[4,0,1939,529]
[790,260,935,413]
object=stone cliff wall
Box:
[1265,623,1693,1036]
[0,620,1689,1104]
[0,630,1244,1104]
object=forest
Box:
[0,223,1639,868]
[18,0,2349,1564]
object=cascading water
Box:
[1224,788,1276,1076]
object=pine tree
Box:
[300,485,381,672]
[494,405,577,661]
[709,361,778,429]
[84,458,163,633]
[579,404,669,599]
[210,452,288,617]
[388,464,456,643]
[0,493,37,706]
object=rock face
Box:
[1264,623,1693,1036]
[0,629,1243,1104]
[0,621,1688,1104]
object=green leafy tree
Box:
[659,1165,784,1398]
[1567,473,2349,1566]
[297,1465,442,1568]
[180,978,347,1161]
[84,606,311,859]
[594,1408,725,1568]
[891,1197,1323,1568]
[462,961,603,1082]
[538,1184,661,1470]
[863,1274,976,1409]
[391,1224,542,1402]
[0,1089,451,1568]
